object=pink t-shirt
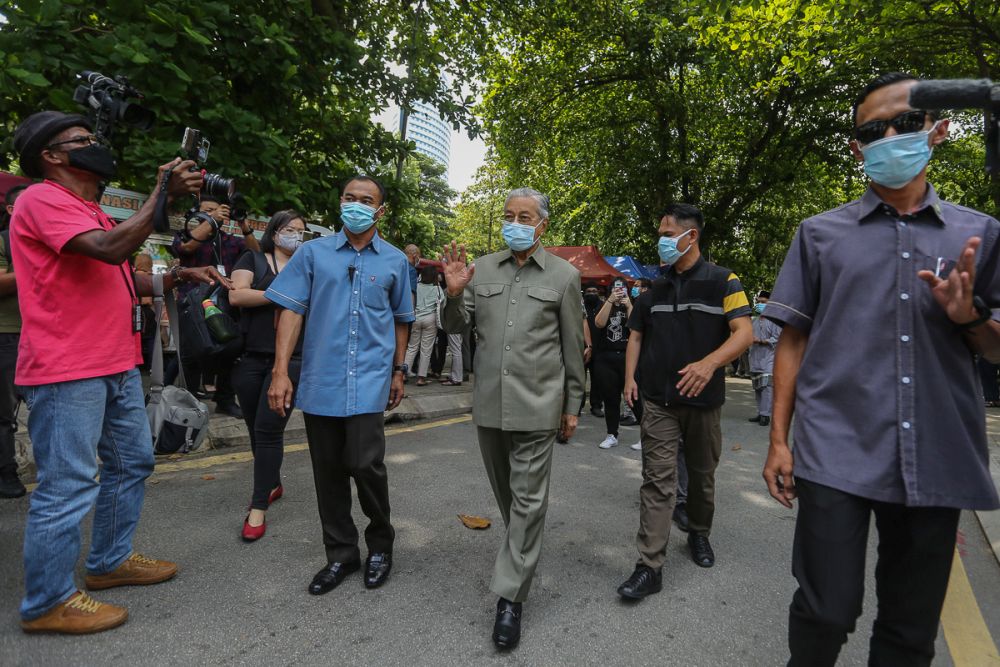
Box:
[10,180,141,386]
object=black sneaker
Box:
[0,473,26,499]
[759,416,770,426]
[688,533,715,568]
[617,564,662,600]
[590,407,604,418]
[748,415,761,423]
[672,503,690,532]
[215,401,244,420]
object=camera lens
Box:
[202,173,235,201]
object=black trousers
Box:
[592,350,626,435]
[978,357,999,403]
[232,354,301,510]
[303,412,394,564]
[0,333,19,477]
[788,478,959,667]
[429,329,448,375]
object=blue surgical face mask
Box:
[630,286,640,298]
[860,121,939,189]
[340,202,381,234]
[657,229,693,265]
[754,302,765,315]
[502,220,542,252]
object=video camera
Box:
[910,79,1000,174]
[73,71,155,144]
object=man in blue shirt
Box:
[266,176,414,595]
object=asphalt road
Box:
[1,379,997,666]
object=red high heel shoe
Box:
[267,484,284,506]
[241,514,266,542]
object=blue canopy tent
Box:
[643,264,661,279]
[604,255,659,280]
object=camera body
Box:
[73,71,155,144]
[179,127,235,202]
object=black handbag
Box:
[177,283,243,363]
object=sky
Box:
[374,106,487,194]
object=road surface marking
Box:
[941,548,1000,666]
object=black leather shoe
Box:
[492,597,522,649]
[748,415,761,423]
[364,552,392,589]
[617,564,662,600]
[0,473,26,499]
[215,401,244,419]
[688,533,715,568]
[620,414,638,426]
[759,416,770,426]
[672,503,690,532]
[590,407,604,418]
[308,561,360,595]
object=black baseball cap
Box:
[12,111,93,178]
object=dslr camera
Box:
[180,128,238,240]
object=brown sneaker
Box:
[21,591,127,634]
[84,553,178,591]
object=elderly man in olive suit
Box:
[440,187,584,651]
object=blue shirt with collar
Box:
[264,229,415,417]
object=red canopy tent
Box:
[545,245,631,286]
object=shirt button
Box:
[353,311,358,315]
[350,351,354,355]
[901,376,911,384]
[354,290,358,295]
[515,277,521,282]
[503,369,509,375]
[511,299,517,304]
[349,371,354,375]
[351,331,356,335]
[901,252,910,259]
[507,321,513,326]
[900,293,909,301]
[902,421,911,429]
[901,335,910,342]
[899,221,907,227]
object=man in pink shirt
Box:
[10,111,228,635]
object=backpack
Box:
[147,274,210,454]
[177,282,243,363]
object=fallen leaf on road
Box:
[458,514,491,529]
[731,444,742,451]
[202,475,216,481]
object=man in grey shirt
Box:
[763,72,1000,666]
[441,187,584,651]
[748,290,780,426]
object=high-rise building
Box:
[396,100,451,179]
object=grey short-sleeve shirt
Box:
[766,185,1000,510]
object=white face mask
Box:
[275,230,303,253]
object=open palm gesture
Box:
[441,241,476,297]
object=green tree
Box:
[0,0,482,224]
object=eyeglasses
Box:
[45,134,100,150]
[854,110,929,146]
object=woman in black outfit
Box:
[592,277,633,449]
[229,210,307,541]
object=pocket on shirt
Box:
[362,282,390,311]
[526,286,560,328]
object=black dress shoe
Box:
[748,415,761,423]
[590,406,604,418]
[617,564,662,600]
[672,503,690,532]
[492,597,522,649]
[759,416,770,426]
[0,473,26,499]
[215,401,244,419]
[364,552,392,589]
[620,414,638,426]
[308,561,360,595]
[688,533,715,568]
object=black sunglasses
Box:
[854,110,930,146]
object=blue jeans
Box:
[20,369,154,620]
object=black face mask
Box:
[67,143,117,180]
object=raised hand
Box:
[440,241,476,297]
[917,236,981,325]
